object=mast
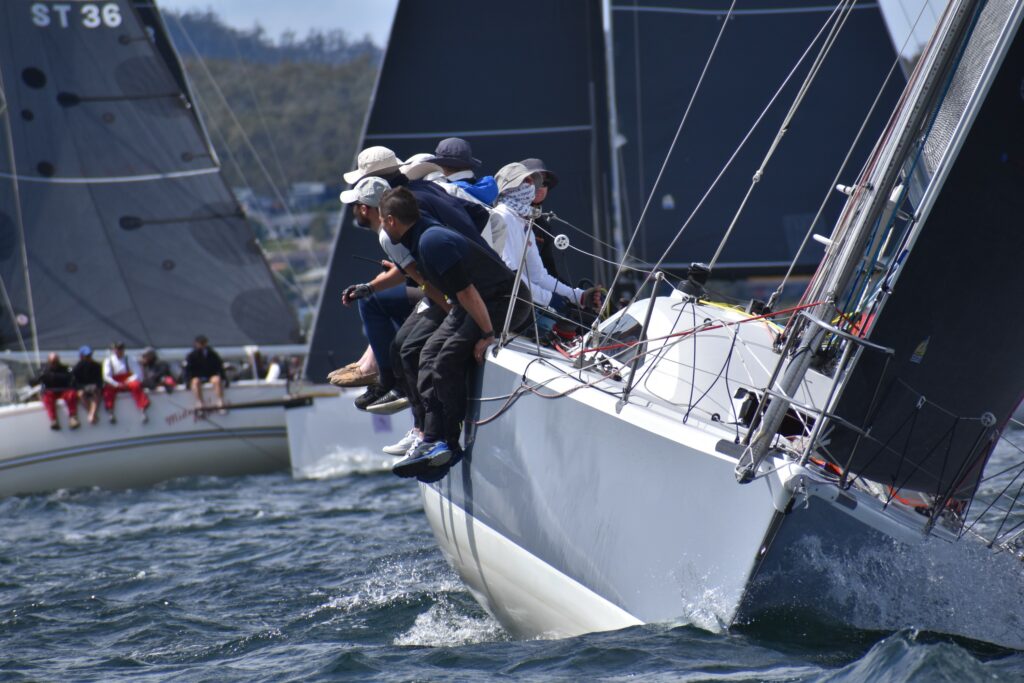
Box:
[602,0,627,261]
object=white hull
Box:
[286,385,413,479]
[419,300,1024,649]
[0,381,292,497]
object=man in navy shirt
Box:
[379,187,532,480]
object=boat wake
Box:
[292,447,399,480]
[393,595,507,647]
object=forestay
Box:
[826,0,1024,500]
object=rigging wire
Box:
[0,73,39,367]
[605,0,738,302]
[168,13,326,275]
[709,0,858,270]
[622,1,849,302]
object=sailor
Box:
[72,345,102,425]
[490,162,603,334]
[331,143,495,405]
[337,175,446,413]
[426,137,499,205]
[520,157,562,277]
[139,347,177,393]
[102,341,150,424]
[31,352,80,431]
[184,335,226,414]
[379,187,532,480]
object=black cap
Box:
[520,158,559,189]
[112,340,125,350]
[428,137,481,171]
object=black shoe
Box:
[392,440,451,479]
[365,389,409,415]
[354,384,390,411]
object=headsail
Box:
[611,0,903,274]
[0,0,299,352]
[822,0,1024,500]
[305,0,612,381]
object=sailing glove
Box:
[342,283,373,305]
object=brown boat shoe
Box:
[328,366,379,388]
[326,361,360,383]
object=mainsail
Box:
[824,0,1024,500]
[305,0,612,381]
[611,0,903,274]
[0,0,299,352]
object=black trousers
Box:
[418,290,533,444]
[390,302,447,431]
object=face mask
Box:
[498,183,536,217]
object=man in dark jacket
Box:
[379,187,532,480]
[184,335,225,413]
[72,345,102,425]
[139,347,177,393]
[32,352,79,430]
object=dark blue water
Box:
[2,439,1024,681]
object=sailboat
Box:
[0,0,304,496]
[290,0,900,475]
[423,0,1024,649]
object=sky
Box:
[157,0,400,45]
[157,0,944,53]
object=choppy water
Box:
[2,433,1024,681]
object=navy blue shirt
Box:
[401,219,514,299]
[388,175,490,248]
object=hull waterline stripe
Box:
[0,167,220,185]
[0,427,286,470]
[365,125,592,140]
[612,4,879,17]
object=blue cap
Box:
[79,345,92,356]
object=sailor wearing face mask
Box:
[489,163,591,320]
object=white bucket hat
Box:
[339,176,391,206]
[494,162,533,193]
[399,153,444,181]
[343,146,404,184]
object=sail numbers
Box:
[30,3,123,29]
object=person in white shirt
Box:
[101,341,150,424]
[490,162,592,313]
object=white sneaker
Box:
[383,429,418,456]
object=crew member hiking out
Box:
[102,341,150,424]
[31,352,80,430]
[184,335,226,414]
[379,187,532,481]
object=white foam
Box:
[393,595,506,647]
[292,446,400,480]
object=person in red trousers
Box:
[101,341,150,424]
[31,352,80,431]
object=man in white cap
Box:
[334,176,449,413]
[342,146,406,185]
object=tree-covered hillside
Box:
[166,10,380,196]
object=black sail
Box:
[305,0,612,382]
[828,5,1024,499]
[0,0,298,351]
[611,0,903,273]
